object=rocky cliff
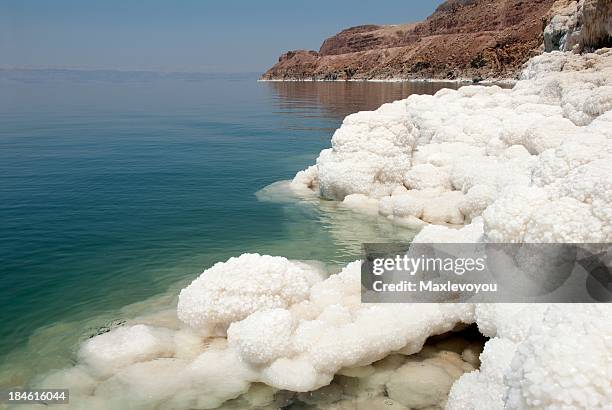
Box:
[262,0,558,81]
[544,0,612,52]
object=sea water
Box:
[0,70,457,385]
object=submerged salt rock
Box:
[386,351,474,409]
[182,347,256,409]
[413,217,484,243]
[342,193,380,215]
[173,329,205,360]
[241,383,277,408]
[177,254,323,332]
[337,365,376,378]
[78,324,175,377]
[380,188,465,225]
[354,397,409,410]
[94,358,188,408]
[393,215,429,230]
[302,339,483,410]
[38,365,97,396]
[297,382,343,405]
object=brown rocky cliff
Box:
[318,24,420,56]
[262,0,557,81]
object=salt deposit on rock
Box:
[292,48,612,246]
[446,337,518,410]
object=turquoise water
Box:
[0,70,456,382]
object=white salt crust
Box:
[287,48,612,409]
[37,255,611,409]
[291,49,612,245]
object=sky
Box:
[0,0,443,73]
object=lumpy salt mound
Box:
[177,253,322,334]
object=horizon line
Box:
[0,65,264,75]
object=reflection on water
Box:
[266,81,461,125]
[256,181,417,266]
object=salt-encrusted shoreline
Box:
[290,49,612,238]
[25,1,612,404]
[29,48,612,410]
[3,0,610,407]
[286,47,612,407]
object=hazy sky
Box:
[0,0,442,73]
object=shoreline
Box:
[6,39,611,407]
[8,48,611,408]
[258,77,518,87]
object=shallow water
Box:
[0,70,458,384]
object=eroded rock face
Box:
[581,0,612,50]
[262,0,556,81]
[318,24,420,56]
[544,0,612,52]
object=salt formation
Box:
[35,257,477,409]
[177,254,323,334]
[291,48,612,245]
[31,249,610,410]
[288,48,612,408]
[36,256,611,409]
[30,49,612,410]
